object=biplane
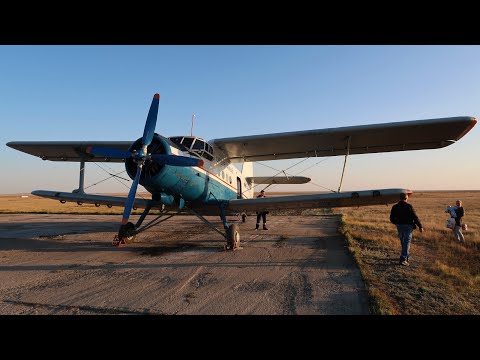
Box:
[7,94,477,249]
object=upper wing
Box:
[226,188,411,212]
[6,141,132,162]
[211,117,477,162]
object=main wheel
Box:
[118,222,137,243]
[226,223,240,250]
[241,213,247,223]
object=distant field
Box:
[1,190,479,314]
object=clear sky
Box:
[1,45,479,195]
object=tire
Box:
[241,214,247,223]
[60,200,66,204]
[118,222,137,243]
[95,203,101,207]
[226,223,240,250]
[77,201,83,205]
[107,204,113,208]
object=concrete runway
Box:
[0,214,369,315]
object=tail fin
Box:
[241,162,254,199]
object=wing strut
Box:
[337,136,351,192]
[72,159,86,194]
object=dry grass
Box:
[338,191,480,315]
[0,193,149,215]
[1,191,479,314]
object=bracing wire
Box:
[84,162,147,200]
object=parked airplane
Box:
[6,94,477,249]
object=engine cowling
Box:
[125,133,171,182]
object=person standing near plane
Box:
[390,192,424,266]
[255,190,269,230]
[452,199,465,243]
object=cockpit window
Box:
[181,137,194,150]
[192,139,205,150]
[168,136,214,161]
[169,137,183,146]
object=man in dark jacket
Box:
[390,193,424,266]
[255,190,268,230]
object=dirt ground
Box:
[0,214,369,315]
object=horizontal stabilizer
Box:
[226,188,411,212]
[245,176,311,185]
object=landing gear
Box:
[225,223,240,250]
[187,204,242,251]
[114,222,136,246]
[241,213,247,223]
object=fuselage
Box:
[125,134,253,204]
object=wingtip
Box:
[154,93,160,99]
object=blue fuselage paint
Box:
[126,134,239,204]
[143,166,237,203]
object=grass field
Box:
[1,191,479,314]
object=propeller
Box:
[120,93,161,228]
[152,154,203,167]
[84,93,203,239]
[86,146,131,159]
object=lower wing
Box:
[226,188,410,212]
[31,190,156,209]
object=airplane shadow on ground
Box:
[0,235,225,253]
[0,221,118,232]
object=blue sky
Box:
[1,45,479,194]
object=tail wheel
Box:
[225,223,240,250]
[118,222,137,243]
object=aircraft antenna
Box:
[191,113,195,136]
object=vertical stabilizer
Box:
[241,161,254,198]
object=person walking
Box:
[452,200,465,243]
[255,190,269,230]
[390,192,424,266]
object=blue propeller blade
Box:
[151,154,204,167]
[142,93,160,147]
[86,146,131,159]
[122,165,142,225]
